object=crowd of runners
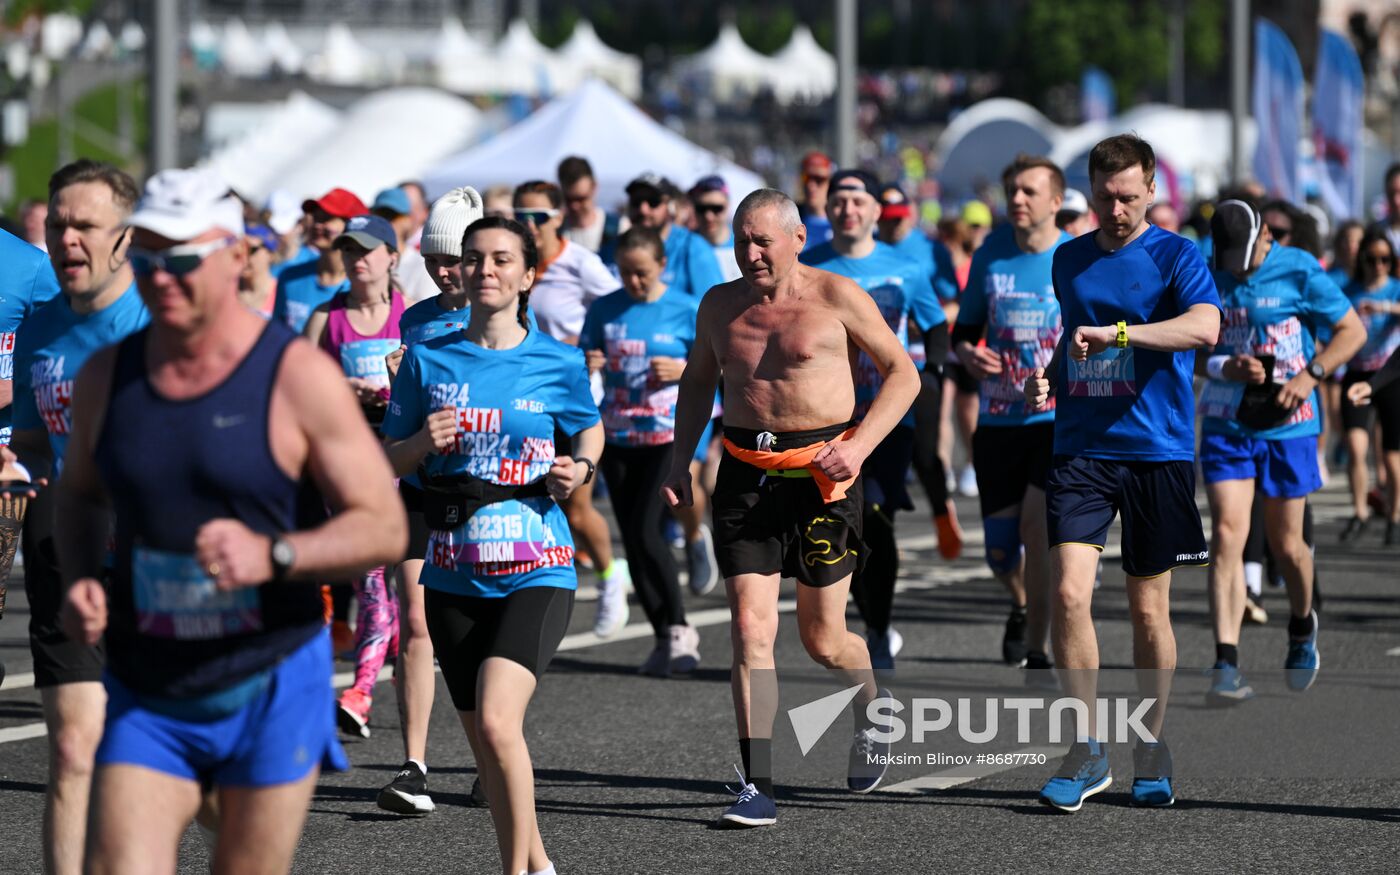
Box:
[1,131,1398,874]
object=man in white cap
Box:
[1055,188,1097,238]
[58,166,405,871]
[262,189,311,274]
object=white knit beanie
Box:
[421,186,485,257]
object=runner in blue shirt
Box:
[580,227,703,678]
[0,227,60,447]
[1024,135,1221,813]
[953,156,1070,677]
[2,161,146,875]
[1338,227,1400,545]
[801,169,947,671]
[383,217,602,875]
[602,175,725,299]
[272,188,365,332]
[1198,200,1364,708]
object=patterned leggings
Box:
[352,566,400,695]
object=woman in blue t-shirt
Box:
[580,228,700,677]
[383,217,602,875]
[1340,228,1400,543]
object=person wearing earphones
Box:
[7,159,149,875]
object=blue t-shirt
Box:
[272,257,348,333]
[801,241,947,424]
[12,283,150,472]
[382,329,600,597]
[399,297,471,347]
[270,244,317,279]
[1051,224,1221,461]
[957,229,1070,427]
[662,225,724,298]
[885,229,960,304]
[801,211,834,251]
[1344,277,1400,372]
[579,289,698,447]
[1200,245,1353,440]
[0,229,62,444]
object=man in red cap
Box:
[272,187,366,332]
[797,151,834,251]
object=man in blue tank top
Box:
[2,160,145,875]
[1024,135,1221,813]
[54,167,406,872]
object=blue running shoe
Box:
[1131,741,1174,807]
[719,766,776,828]
[1039,740,1111,812]
[1284,610,1320,692]
[1204,660,1255,707]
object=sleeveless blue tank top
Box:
[96,322,325,698]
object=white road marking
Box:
[881,745,1067,794]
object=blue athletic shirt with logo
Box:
[1344,277,1400,372]
[579,289,698,447]
[801,241,946,424]
[399,297,471,348]
[1200,245,1353,440]
[886,229,960,304]
[270,244,317,279]
[0,229,62,444]
[12,283,150,473]
[272,258,348,333]
[383,329,599,597]
[1051,224,1221,461]
[957,228,1070,427]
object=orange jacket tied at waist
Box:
[721,427,859,504]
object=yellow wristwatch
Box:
[1115,320,1129,349]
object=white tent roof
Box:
[676,24,778,101]
[933,99,1060,199]
[770,25,835,101]
[559,21,641,99]
[201,91,343,202]
[79,21,113,60]
[495,19,572,96]
[263,22,305,76]
[274,87,483,203]
[307,23,372,86]
[434,17,499,94]
[40,13,83,60]
[423,79,765,209]
[220,18,270,78]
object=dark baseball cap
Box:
[689,174,728,197]
[829,169,881,198]
[334,213,398,252]
[879,183,912,220]
[1210,199,1263,273]
[626,173,673,201]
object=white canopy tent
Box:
[770,25,836,102]
[41,13,83,59]
[934,99,1060,199]
[200,91,343,203]
[306,23,373,86]
[433,17,499,94]
[675,24,778,102]
[273,87,483,203]
[558,21,641,99]
[263,22,305,76]
[423,79,765,209]
[494,19,572,96]
[219,18,271,78]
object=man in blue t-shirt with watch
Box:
[1024,134,1221,813]
[1197,200,1364,707]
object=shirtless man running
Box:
[662,188,919,827]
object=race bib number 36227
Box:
[1067,348,1137,398]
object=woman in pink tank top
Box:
[302,213,405,740]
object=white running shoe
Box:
[668,624,701,674]
[593,569,630,638]
[957,465,979,497]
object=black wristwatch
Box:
[576,457,596,485]
[1306,360,1327,381]
[270,535,296,583]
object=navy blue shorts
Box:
[96,629,348,787]
[1046,455,1209,578]
[1199,432,1321,499]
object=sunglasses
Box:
[515,209,559,226]
[805,175,830,185]
[129,236,238,278]
[695,203,726,215]
[1364,253,1393,264]
[1268,225,1292,239]
[629,195,664,209]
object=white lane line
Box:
[1386,647,1400,657]
[0,722,48,745]
[0,671,35,691]
[881,745,1067,794]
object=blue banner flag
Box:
[1252,19,1304,203]
[1313,29,1365,219]
[1081,66,1115,123]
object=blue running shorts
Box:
[1199,432,1321,499]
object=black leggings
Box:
[852,508,897,634]
[911,371,950,512]
[600,443,686,637]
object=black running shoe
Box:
[1339,516,1370,543]
[469,776,488,807]
[1002,608,1029,666]
[377,761,434,815]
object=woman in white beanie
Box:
[377,185,484,816]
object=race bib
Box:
[458,499,547,564]
[132,547,262,640]
[1067,348,1137,398]
[340,338,400,391]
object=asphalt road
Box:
[1,485,1397,873]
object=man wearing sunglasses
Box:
[689,175,742,282]
[606,173,724,299]
[7,159,148,875]
[272,187,366,333]
[57,165,405,872]
[558,155,624,255]
[797,150,835,252]
[1197,199,1365,705]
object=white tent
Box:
[675,24,778,102]
[559,21,641,99]
[423,78,765,209]
[273,87,483,203]
[434,17,499,94]
[306,23,372,86]
[263,22,305,76]
[40,13,83,60]
[220,18,270,78]
[495,19,571,96]
[770,25,835,102]
[201,91,343,203]
[118,22,145,54]
[79,21,114,60]
[933,98,1060,199]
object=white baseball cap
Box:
[1060,188,1089,217]
[128,167,245,241]
[264,189,302,236]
